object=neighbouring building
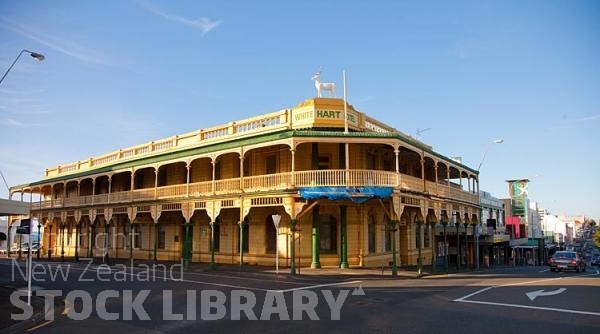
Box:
[8,97,482,271]
[478,191,508,266]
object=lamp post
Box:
[47,225,52,261]
[290,219,298,275]
[476,139,503,270]
[37,222,41,260]
[271,213,282,274]
[0,50,45,85]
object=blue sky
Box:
[0,0,599,219]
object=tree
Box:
[594,229,600,249]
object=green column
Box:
[104,222,109,264]
[474,222,479,270]
[390,219,398,277]
[128,221,133,264]
[74,223,79,262]
[61,224,65,262]
[311,206,321,269]
[290,219,297,275]
[430,222,436,274]
[184,223,191,270]
[340,206,348,269]
[238,220,245,271]
[464,223,470,271]
[153,222,158,264]
[417,220,423,276]
[443,222,448,272]
[456,224,461,272]
[89,223,94,258]
[210,221,216,270]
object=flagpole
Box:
[343,70,348,134]
[343,71,350,170]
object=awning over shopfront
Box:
[0,198,30,216]
[298,186,393,203]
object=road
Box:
[2,259,599,334]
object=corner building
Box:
[10,98,481,270]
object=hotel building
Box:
[9,97,481,272]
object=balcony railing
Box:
[157,184,187,199]
[29,170,479,209]
[243,172,292,191]
[189,181,212,197]
[399,175,423,193]
[294,169,397,187]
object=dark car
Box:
[549,251,586,272]
[592,255,600,267]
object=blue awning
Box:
[298,186,393,203]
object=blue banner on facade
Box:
[298,186,393,203]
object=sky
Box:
[0,0,599,219]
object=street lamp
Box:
[0,49,45,85]
[271,213,282,274]
[476,139,504,270]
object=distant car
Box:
[592,255,600,267]
[549,251,586,272]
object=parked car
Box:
[548,251,586,272]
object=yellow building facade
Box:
[10,97,481,272]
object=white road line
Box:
[454,271,600,315]
[453,286,494,302]
[457,299,600,316]
[499,277,564,287]
[273,280,362,293]
[454,276,567,302]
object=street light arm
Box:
[0,49,45,85]
[476,146,491,172]
[0,50,26,85]
[476,139,503,172]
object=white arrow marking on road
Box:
[526,288,566,301]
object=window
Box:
[266,155,277,174]
[135,174,144,190]
[368,215,376,253]
[79,226,85,247]
[382,155,393,171]
[318,156,330,170]
[243,158,250,177]
[132,225,142,249]
[158,169,167,186]
[266,217,277,254]
[215,161,221,180]
[158,224,166,249]
[383,224,392,252]
[67,226,72,247]
[319,215,337,253]
[367,153,376,170]
[212,219,220,252]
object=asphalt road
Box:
[2,259,599,334]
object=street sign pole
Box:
[26,219,32,306]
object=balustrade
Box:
[30,170,479,211]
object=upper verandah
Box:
[42,98,411,177]
[40,97,448,180]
